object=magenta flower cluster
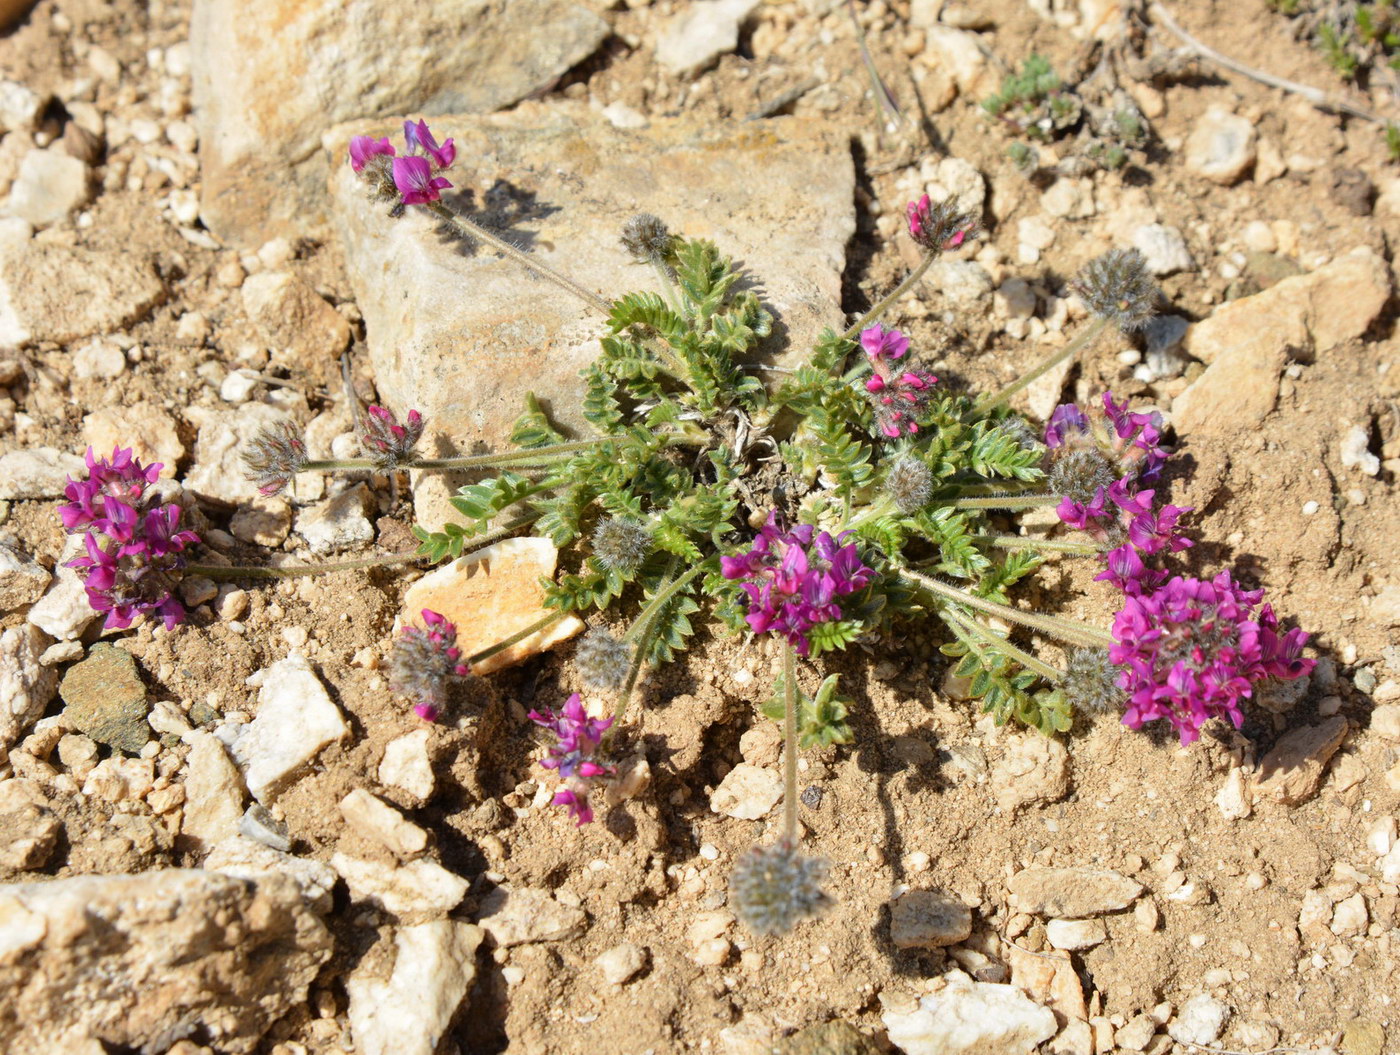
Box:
[721,512,875,656]
[529,694,616,825]
[360,404,424,468]
[906,193,976,253]
[349,119,455,206]
[1111,571,1314,744]
[862,325,937,439]
[1046,392,1186,595]
[390,609,470,723]
[60,447,199,631]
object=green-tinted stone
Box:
[1342,1019,1384,1055]
[58,644,151,754]
[777,1021,881,1055]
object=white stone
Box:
[0,448,85,500]
[191,0,608,245]
[379,729,435,802]
[295,484,375,554]
[595,942,648,984]
[656,0,760,77]
[1040,178,1094,219]
[0,624,56,752]
[994,278,1036,320]
[476,885,587,946]
[924,156,986,220]
[0,81,43,134]
[882,973,1058,1055]
[1131,223,1194,276]
[224,654,349,803]
[185,404,295,505]
[710,763,783,820]
[340,788,429,859]
[26,561,97,641]
[71,338,127,380]
[601,102,649,129]
[1167,994,1230,1046]
[180,730,247,850]
[220,368,259,403]
[923,26,988,92]
[1045,918,1107,951]
[0,244,164,347]
[1339,424,1379,476]
[331,853,469,918]
[1214,766,1252,821]
[4,148,90,227]
[991,734,1070,812]
[1330,892,1368,937]
[1017,216,1056,251]
[1184,107,1256,185]
[204,834,338,913]
[930,259,993,307]
[346,921,484,1055]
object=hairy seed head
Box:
[575,629,632,692]
[1062,648,1126,715]
[592,517,653,575]
[1049,447,1118,507]
[241,420,308,497]
[620,213,674,261]
[1074,248,1157,332]
[886,455,934,513]
[730,839,832,936]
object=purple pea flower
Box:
[349,135,395,173]
[1110,571,1314,744]
[860,324,910,363]
[392,156,452,206]
[529,694,616,825]
[860,325,937,439]
[60,447,199,631]
[721,512,875,656]
[403,119,456,170]
[359,404,425,469]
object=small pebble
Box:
[1301,500,1320,516]
[699,843,720,861]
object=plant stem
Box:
[842,249,939,342]
[187,554,419,581]
[971,317,1109,418]
[896,565,1114,649]
[943,608,1063,682]
[445,512,543,556]
[467,610,568,666]
[425,201,615,316]
[611,557,714,723]
[650,257,683,314]
[973,534,1100,555]
[782,642,799,844]
[952,494,1061,512]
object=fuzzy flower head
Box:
[1046,391,1169,502]
[575,628,632,692]
[731,839,832,936]
[1074,248,1157,331]
[1111,571,1314,744]
[529,694,616,825]
[906,194,978,253]
[861,325,937,439]
[60,447,199,631]
[620,213,674,261]
[240,419,307,497]
[349,118,455,213]
[592,517,653,575]
[359,405,424,470]
[721,512,875,657]
[390,609,470,722]
[886,454,934,514]
[1061,648,1125,715]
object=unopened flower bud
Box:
[906,194,978,253]
[886,455,934,513]
[359,405,424,470]
[592,517,652,575]
[241,420,308,496]
[1074,248,1157,331]
[730,839,832,936]
[390,609,469,722]
[1048,447,1118,509]
[620,213,674,261]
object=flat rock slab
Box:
[327,108,855,456]
[889,889,973,949]
[57,644,151,755]
[192,0,608,245]
[331,853,469,919]
[0,244,164,347]
[1007,867,1142,917]
[401,537,583,675]
[477,885,587,947]
[881,975,1057,1055]
[0,869,330,1054]
[1252,716,1348,806]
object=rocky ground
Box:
[1,0,1400,1052]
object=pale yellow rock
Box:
[82,403,184,478]
[340,788,429,860]
[1251,716,1348,806]
[401,537,583,675]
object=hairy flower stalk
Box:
[620,213,682,312]
[530,694,616,825]
[390,609,470,722]
[1111,572,1314,743]
[61,447,199,630]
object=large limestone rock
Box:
[191,0,608,245]
[327,108,855,455]
[0,244,164,346]
[0,870,332,1054]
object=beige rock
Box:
[1007,867,1142,917]
[185,404,295,505]
[192,0,607,245]
[1371,703,1400,740]
[991,734,1070,812]
[709,762,783,820]
[0,244,164,347]
[1214,766,1252,820]
[476,885,587,946]
[4,148,90,226]
[401,537,583,675]
[204,834,338,913]
[181,730,247,850]
[0,870,331,1053]
[0,545,49,611]
[1330,892,1368,937]
[889,889,973,949]
[1045,917,1107,951]
[331,853,468,919]
[81,403,184,479]
[346,920,484,1055]
[340,788,429,859]
[1251,716,1348,806]
[1006,943,1088,1021]
[883,972,1059,1054]
[0,780,59,871]
[1,624,56,753]
[328,110,853,456]
[595,942,647,985]
[241,271,350,371]
[1184,107,1256,185]
[655,0,760,78]
[923,25,990,93]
